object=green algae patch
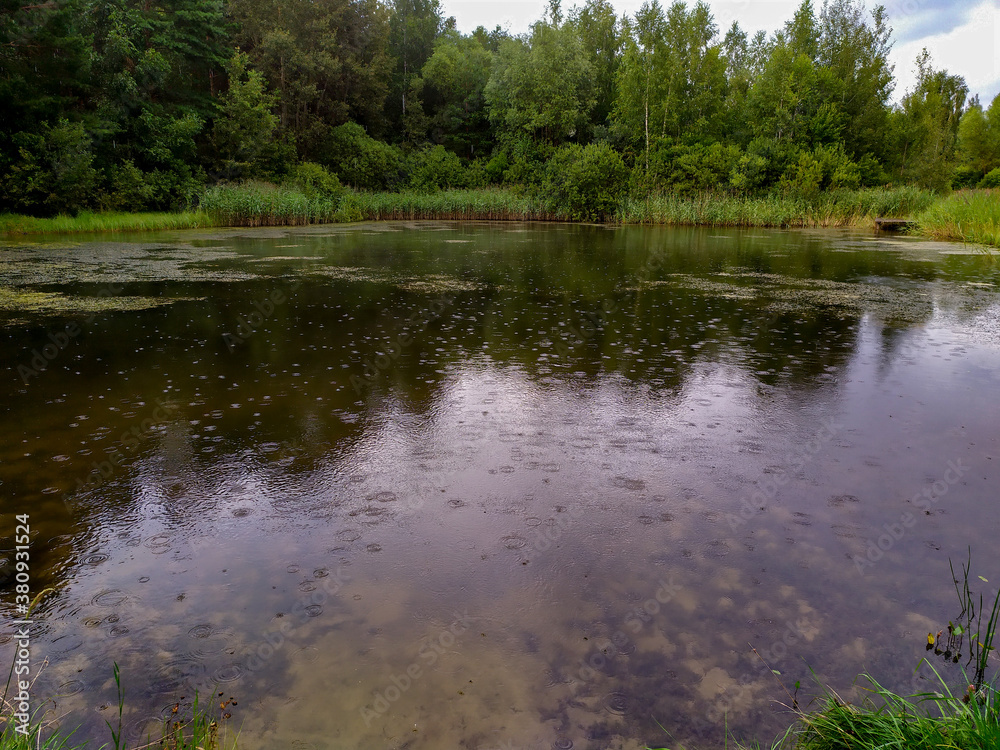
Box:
[0,285,194,322]
[642,271,938,323]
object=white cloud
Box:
[890,0,1000,102]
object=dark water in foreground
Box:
[1,222,999,750]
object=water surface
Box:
[1,222,999,749]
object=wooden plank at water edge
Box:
[875,218,916,232]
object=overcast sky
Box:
[443,0,999,104]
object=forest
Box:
[2,0,999,220]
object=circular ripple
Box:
[617,643,636,655]
[304,604,323,617]
[109,625,130,637]
[232,508,252,517]
[187,624,213,639]
[212,664,245,683]
[336,529,361,542]
[313,568,329,578]
[58,680,86,696]
[638,515,655,525]
[525,517,542,527]
[299,581,317,592]
[366,543,382,553]
[188,634,232,659]
[603,692,630,715]
[448,498,466,508]
[82,553,109,566]
[83,617,103,628]
[373,491,397,503]
[105,614,120,624]
[144,535,171,548]
[92,589,129,607]
[502,534,527,550]
[553,738,574,750]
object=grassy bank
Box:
[0,185,983,238]
[917,189,1000,247]
[0,210,214,235]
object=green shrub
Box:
[642,141,743,195]
[3,120,98,216]
[952,165,983,190]
[542,142,628,222]
[979,167,1000,189]
[483,151,510,185]
[284,162,344,200]
[102,159,155,212]
[407,145,468,191]
[319,122,404,190]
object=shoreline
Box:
[3,187,993,245]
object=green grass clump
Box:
[0,210,214,235]
[917,189,1000,248]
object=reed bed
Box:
[344,188,564,222]
[917,189,1000,248]
[199,182,341,227]
[619,186,935,228]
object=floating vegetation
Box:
[0,286,190,323]
[640,271,937,323]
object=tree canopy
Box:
[1,0,995,216]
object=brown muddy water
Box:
[1,222,999,750]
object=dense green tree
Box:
[406,30,493,157]
[614,1,726,168]
[816,0,894,163]
[228,0,392,148]
[896,50,968,189]
[387,0,445,130]
[212,51,281,180]
[568,0,623,130]
[484,3,596,147]
[957,94,1000,179]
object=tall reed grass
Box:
[619,186,935,228]
[343,188,563,222]
[0,184,952,236]
[917,189,1000,248]
[199,181,342,227]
